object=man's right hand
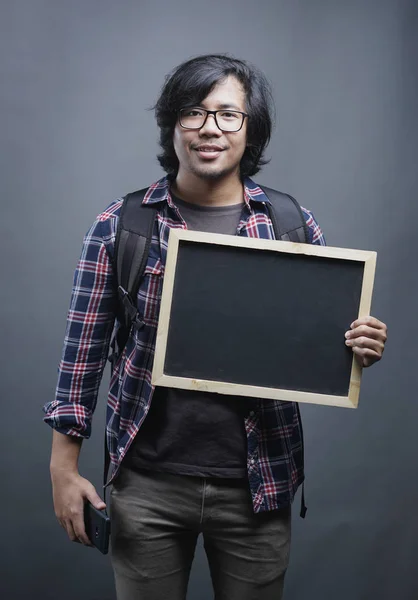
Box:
[49,430,106,546]
[51,470,106,546]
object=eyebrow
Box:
[199,102,243,111]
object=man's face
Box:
[173,76,248,181]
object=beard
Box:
[188,159,239,181]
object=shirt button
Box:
[249,411,255,417]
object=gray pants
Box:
[110,466,291,600]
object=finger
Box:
[351,316,387,331]
[345,325,386,342]
[352,346,382,366]
[86,489,106,511]
[71,500,93,546]
[63,519,81,544]
[345,336,384,354]
[73,514,93,547]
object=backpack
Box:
[107,184,309,517]
[109,185,309,366]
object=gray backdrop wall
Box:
[1,1,417,599]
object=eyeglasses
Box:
[178,107,248,132]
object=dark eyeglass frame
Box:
[178,107,249,132]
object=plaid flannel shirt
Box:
[44,175,325,513]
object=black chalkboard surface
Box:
[152,230,376,408]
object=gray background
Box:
[1,0,417,598]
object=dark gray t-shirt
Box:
[172,195,244,234]
[126,195,254,478]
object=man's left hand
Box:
[345,316,388,368]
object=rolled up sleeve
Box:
[43,217,116,438]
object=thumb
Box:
[86,489,106,511]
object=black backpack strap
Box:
[103,432,111,506]
[110,188,158,361]
[116,189,157,295]
[105,188,157,491]
[260,185,308,518]
[259,185,309,244]
[296,401,307,519]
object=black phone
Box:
[83,501,111,554]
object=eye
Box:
[183,108,205,117]
[219,111,240,119]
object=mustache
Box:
[191,143,228,151]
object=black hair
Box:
[154,54,275,178]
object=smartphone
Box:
[83,501,111,554]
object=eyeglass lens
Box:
[180,108,244,132]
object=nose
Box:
[199,114,222,137]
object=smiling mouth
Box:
[194,146,225,159]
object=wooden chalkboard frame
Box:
[152,229,376,409]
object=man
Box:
[44,54,387,600]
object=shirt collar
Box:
[142,176,271,209]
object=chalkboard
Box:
[152,230,376,408]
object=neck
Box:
[172,171,244,207]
